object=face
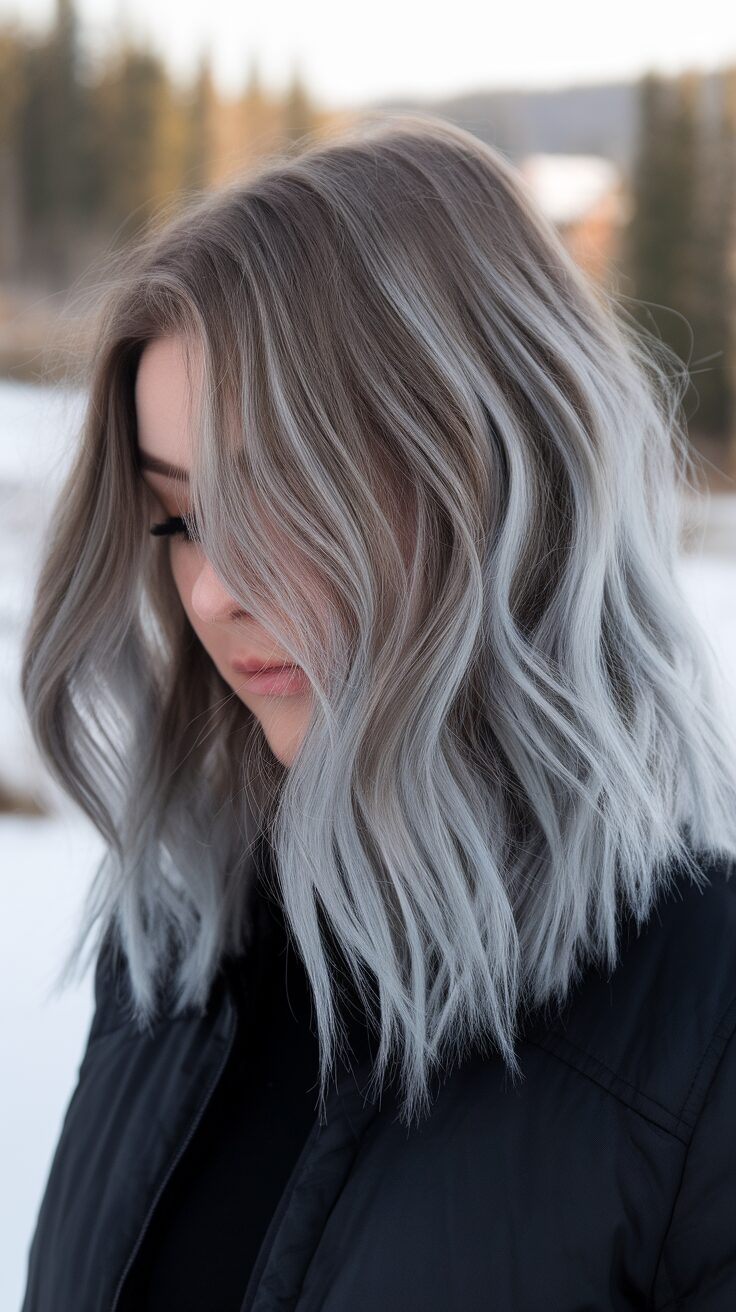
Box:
[135,334,313,768]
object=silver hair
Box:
[20,110,736,1128]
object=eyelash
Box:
[149,515,200,544]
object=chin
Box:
[259,719,306,768]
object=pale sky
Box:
[3,0,735,108]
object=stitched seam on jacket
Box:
[648,1001,736,1311]
[524,1036,688,1143]
[291,1109,384,1310]
[674,990,736,1125]
[532,1028,683,1125]
[530,982,736,1137]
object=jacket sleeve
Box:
[652,1005,736,1310]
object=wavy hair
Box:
[20,110,736,1128]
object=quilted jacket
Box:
[21,848,736,1311]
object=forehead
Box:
[135,335,198,473]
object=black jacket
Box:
[21,849,736,1311]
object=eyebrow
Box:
[138,452,190,483]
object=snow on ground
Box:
[1,377,735,1309]
[2,814,105,1308]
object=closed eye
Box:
[149,515,200,544]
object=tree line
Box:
[626,68,736,451]
[0,0,335,290]
[0,1,735,452]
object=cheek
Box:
[169,548,202,629]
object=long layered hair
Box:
[20,110,736,1127]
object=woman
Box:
[19,111,736,1310]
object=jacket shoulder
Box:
[86,925,136,1042]
[87,925,177,1042]
[530,850,736,1139]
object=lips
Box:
[231,657,293,675]
[230,659,310,696]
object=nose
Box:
[190,554,245,624]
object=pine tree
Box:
[622,69,735,448]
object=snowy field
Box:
[1,376,736,1309]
